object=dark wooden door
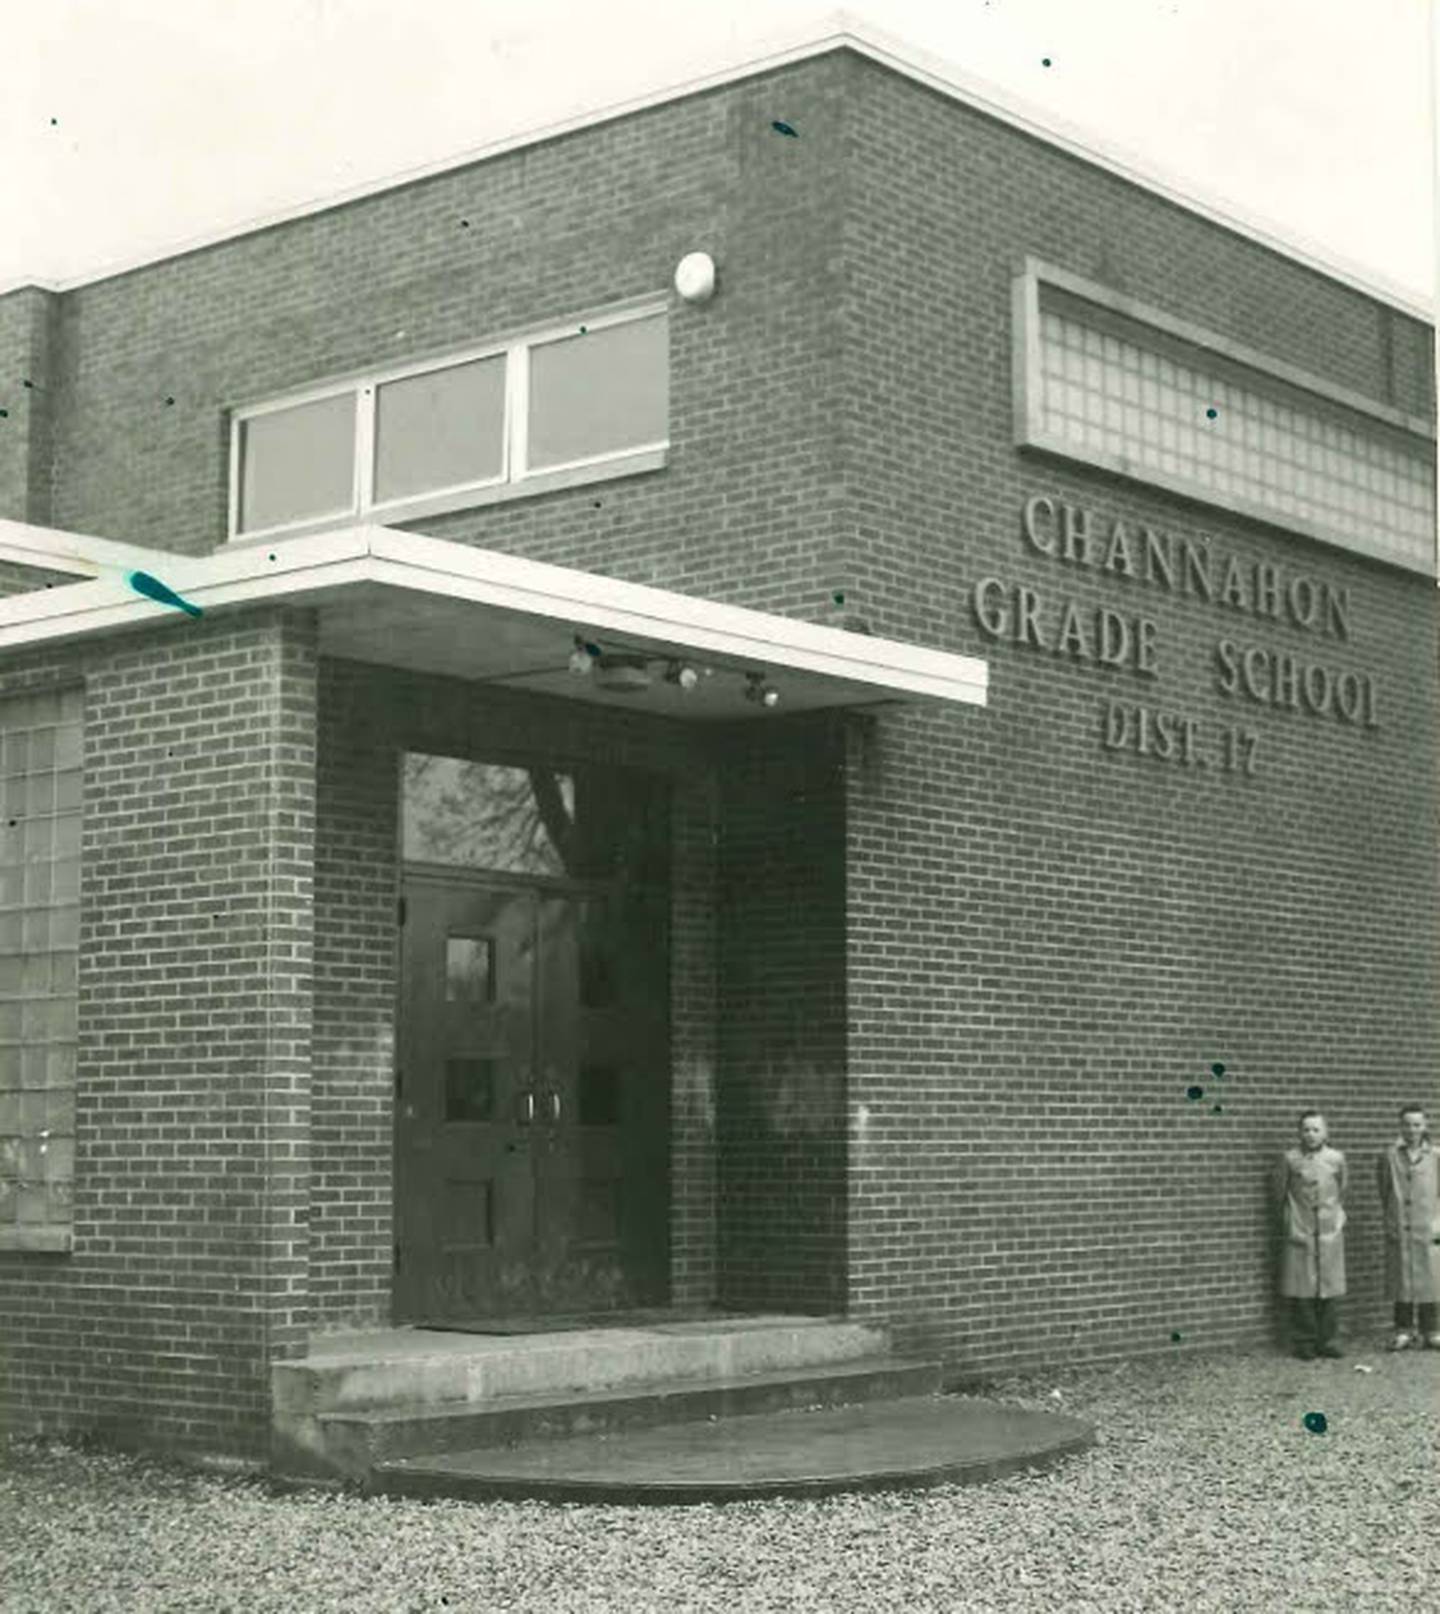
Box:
[394,871,668,1322]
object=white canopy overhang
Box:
[0,521,988,720]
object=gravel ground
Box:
[3,1346,1436,1613]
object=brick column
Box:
[0,285,58,525]
[77,606,317,1454]
[669,766,719,1308]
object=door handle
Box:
[546,1089,561,1124]
[518,1089,536,1126]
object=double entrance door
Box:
[394,869,669,1323]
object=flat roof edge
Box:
[1,11,1430,322]
[0,522,989,708]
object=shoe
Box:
[1317,1343,1344,1359]
[1425,1334,1440,1350]
[1388,1331,1415,1351]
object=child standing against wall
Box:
[1274,1110,1348,1360]
[1377,1105,1440,1350]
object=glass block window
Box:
[1019,270,1436,576]
[0,686,82,1246]
[231,303,668,539]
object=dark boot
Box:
[1314,1298,1343,1358]
[1290,1298,1318,1359]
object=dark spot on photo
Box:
[1170,1331,1182,1343]
[1303,1411,1327,1435]
[1211,1062,1226,1077]
[771,120,799,138]
[1206,407,1219,420]
[1186,1085,1204,1101]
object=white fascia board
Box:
[0,523,989,707]
[362,529,988,706]
[3,11,1429,324]
[0,517,181,578]
[0,527,374,648]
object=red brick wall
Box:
[0,608,316,1456]
[836,60,1438,1372]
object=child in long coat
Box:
[1377,1105,1440,1350]
[1274,1110,1347,1359]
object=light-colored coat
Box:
[1274,1145,1347,1298]
[1377,1139,1440,1304]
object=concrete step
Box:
[273,1315,894,1478]
[275,1316,887,1417]
[372,1396,1098,1505]
[320,1355,941,1481]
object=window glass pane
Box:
[1037,301,1435,569]
[444,1059,496,1123]
[0,689,78,1232]
[402,755,574,877]
[239,392,356,533]
[528,314,668,471]
[374,356,506,503]
[445,936,494,1003]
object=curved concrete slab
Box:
[371,1395,1095,1505]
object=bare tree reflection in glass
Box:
[402,754,575,877]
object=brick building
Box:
[1,26,1434,1460]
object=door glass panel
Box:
[579,1063,621,1126]
[445,935,494,1003]
[402,756,574,876]
[402,753,670,885]
[577,899,617,1007]
[444,1058,497,1122]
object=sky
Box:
[3,0,1435,308]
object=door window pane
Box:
[444,1059,497,1123]
[239,392,356,532]
[528,315,668,470]
[402,755,574,877]
[445,936,495,1003]
[374,356,506,503]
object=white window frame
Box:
[227,299,669,543]
[1012,259,1437,578]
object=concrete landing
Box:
[273,1315,900,1479]
[371,1394,1096,1505]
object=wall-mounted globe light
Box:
[674,252,717,304]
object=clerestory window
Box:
[229,302,669,541]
